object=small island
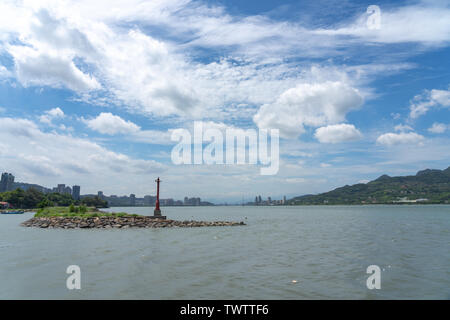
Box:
[21,206,246,229]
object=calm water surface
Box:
[0,205,449,299]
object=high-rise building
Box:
[57,184,65,194]
[143,195,156,206]
[72,185,81,200]
[98,191,104,199]
[64,186,72,195]
[130,194,136,206]
[0,173,15,192]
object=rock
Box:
[20,215,246,229]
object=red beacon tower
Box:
[154,177,162,217]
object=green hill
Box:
[288,167,450,205]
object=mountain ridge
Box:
[288,166,450,205]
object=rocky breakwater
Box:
[21,216,246,229]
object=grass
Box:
[34,206,141,218]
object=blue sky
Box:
[0,0,449,203]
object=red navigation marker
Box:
[154,177,161,216]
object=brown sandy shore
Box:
[21,216,246,229]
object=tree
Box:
[3,189,26,208]
[37,198,53,208]
[81,196,108,208]
[46,193,74,206]
[23,188,45,208]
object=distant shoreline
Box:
[216,203,450,206]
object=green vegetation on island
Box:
[288,166,450,205]
[34,206,139,218]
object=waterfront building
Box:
[0,172,15,192]
[57,184,65,194]
[143,195,156,206]
[64,186,72,195]
[72,185,81,200]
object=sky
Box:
[0,0,449,203]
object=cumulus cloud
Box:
[0,116,166,193]
[84,112,140,135]
[409,87,450,119]
[39,107,65,124]
[83,112,172,144]
[8,46,100,92]
[376,131,425,146]
[253,81,364,138]
[314,123,362,143]
[428,122,448,134]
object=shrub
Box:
[37,198,53,209]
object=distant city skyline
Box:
[0,171,217,205]
[0,170,289,205]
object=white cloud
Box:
[0,65,11,78]
[0,116,165,194]
[83,112,172,144]
[428,122,448,134]
[8,46,100,92]
[376,131,425,146]
[314,4,450,45]
[314,123,362,143]
[285,177,306,183]
[253,81,364,138]
[394,124,413,132]
[39,107,65,124]
[84,112,140,135]
[0,1,429,122]
[391,113,401,120]
[409,87,450,119]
